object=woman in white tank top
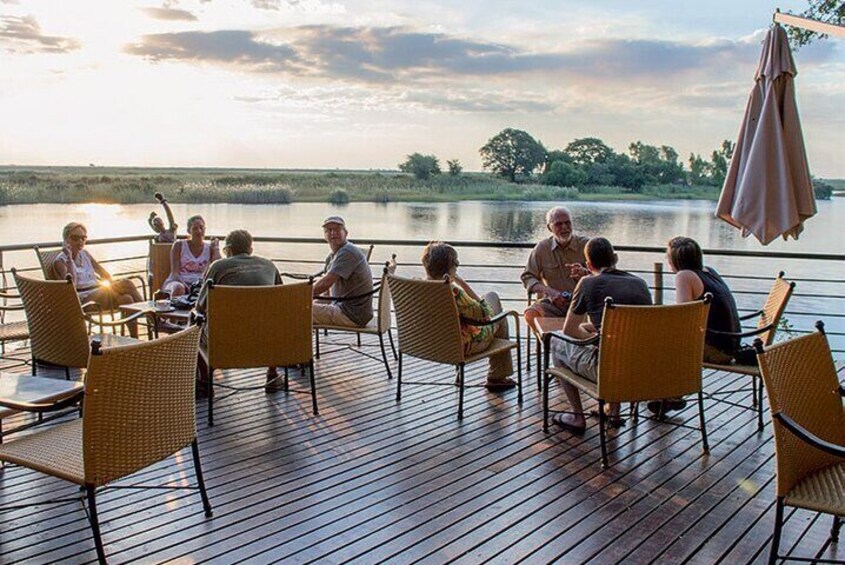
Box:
[52,222,145,336]
[163,215,221,297]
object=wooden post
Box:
[653,261,664,305]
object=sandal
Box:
[589,409,627,429]
[552,413,586,435]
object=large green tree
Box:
[564,137,614,168]
[480,128,546,182]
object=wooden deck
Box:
[1,334,843,564]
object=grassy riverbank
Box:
[0,165,762,205]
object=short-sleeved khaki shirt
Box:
[520,234,590,296]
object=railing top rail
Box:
[1,234,844,262]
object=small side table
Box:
[0,372,84,439]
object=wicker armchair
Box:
[703,271,795,431]
[13,271,144,378]
[314,257,397,378]
[200,280,316,426]
[148,239,173,296]
[0,326,211,564]
[543,297,710,468]
[755,323,845,565]
[386,273,522,420]
[0,289,29,362]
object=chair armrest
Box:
[0,290,22,300]
[314,282,381,302]
[707,323,774,339]
[281,270,324,280]
[739,308,764,321]
[0,391,83,414]
[542,330,599,350]
[775,412,845,458]
[84,309,147,329]
[123,274,148,301]
[0,304,25,312]
[461,309,522,342]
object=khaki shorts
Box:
[312,301,360,327]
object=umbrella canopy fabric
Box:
[716,24,816,246]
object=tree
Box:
[688,153,710,185]
[398,153,441,180]
[479,128,546,182]
[565,137,614,168]
[709,140,734,188]
[787,1,845,47]
[542,160,587,187]
[543,150,572,174]
[446,159,463,176]
[628,141,684,185]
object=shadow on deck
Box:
[0,334,843,564]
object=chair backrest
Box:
[375,256,397,332]
[83,326,201,486]
[757,328,845,497]
[756,272,795,346]
[597,299,710,403]
[206,281,312,369]
[34,246,62,280]
[13,270,90,368]
[386,273,464,364]
[148,240,173,295]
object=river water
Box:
[1,199,842,349]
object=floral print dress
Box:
[451,284,494,356]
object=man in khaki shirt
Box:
[521,206,590,328]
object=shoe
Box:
[485,377,517,390]
[589,409,626,429]
[647,398,688,416]
[552,413,586,435]
[264,367,283,394]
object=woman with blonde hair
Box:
[53,222,144,336]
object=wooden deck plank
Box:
[0,334,841,564]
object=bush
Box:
[329,189,350,204]
[813,178,834,200]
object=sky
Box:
[1,0,843,176]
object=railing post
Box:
[653,261,663,305]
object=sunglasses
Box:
[69,234,88,242]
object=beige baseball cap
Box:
[322,216,346,228]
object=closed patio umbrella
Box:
[716,23,816,245]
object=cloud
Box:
[140,7,198,21]
[0,15,81,54]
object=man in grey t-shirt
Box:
[312,216,374,327]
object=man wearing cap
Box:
[312,216,374,328]
[195,229,283,395]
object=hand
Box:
[210,238,219,252]
[565,263,589,280]
[154,192,165,202]
[62,244,73,262]
[551,290,571,309]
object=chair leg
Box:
[698,390,709,453]
[308,360,318,415]
[31,357,36,376]
[284,368,289,393]
[65,366,70,380]
[832,515,842,543]
[387,328,397,360]
[527,330,532,372]
[752,374,758,407]
[207,366,214,427]
[191,439,214,518]
[356,333,362,348]
[516,342,523,404]
[85,485,107,565]
[757,376,765,431]
[543,371,550,433]
[769,497,784,565]
[536,337,542,391]
[378,333,392,379]
[457,364,465,420]
[396,353,403,402]
[599,399,609,469]
[314,329,321,359]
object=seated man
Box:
[195,229,282,395]
[312,216,374,328]
[521,206,590,329]
[550,237,652,434]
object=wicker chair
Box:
[755,323,845,565]
[200,280,316,426]
[13,271,145,378]
[703,271,795,431]
[148,240,173,296]
[314,257,397,378]
[543,297,711,468]
[386,273,522,420]
[0,289,29,362]
[0,326,212,564]
[34,245,148,300]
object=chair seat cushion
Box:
[702,361,759,376]
[785,462,845,515]
[546,365,598,397]
[464,338,517,364]
[0,321,29,342]
[0,419,84,484]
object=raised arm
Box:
[161,199,177,230]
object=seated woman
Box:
[162,215,220,298]
[667,236,741,364]
[420,242,515,389]
[53,222,144,336]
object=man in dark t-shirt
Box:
[549,237,652,434]
[312,216,374,327]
